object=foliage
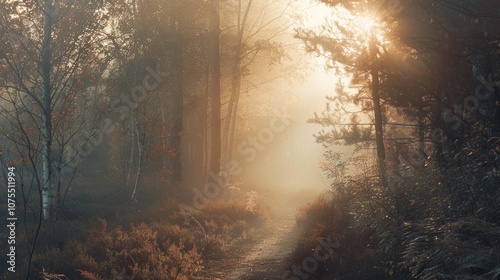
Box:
[31,219,203,280]
[288,192,388,280]
[401,218,500,280]
[295,153,500,279]
[295,0,500,278]
[7,189,269,280]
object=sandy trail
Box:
[225,206,299,280]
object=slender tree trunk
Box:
[417,104,425,167]
[55,156,62,219]
[55,174,60,218]
[160,103,168,180]
[209,0,221,178]
[41,0,54,220]
[129,0,143,203]
[222,0,252,167]
[223,61,241,165]
[226,84,240,164]
[126,124,136,191]
[169,42,183,187]
[130,119,143,202]
[369,32,386,187]
[201,60,210,183]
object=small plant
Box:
[245,191,258,214]
[40,269,69,280]
[226,181,242,199]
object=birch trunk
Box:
[41,0,54,220]
[130,119,143,202]
[126,123,136,191]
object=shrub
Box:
[86,220,203,280]
[401,218,500,280]
[32,239,99,279]
[286,192,387,280]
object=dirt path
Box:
[224,205,299,280]
[198,203,301,280]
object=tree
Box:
[210,0,222,178]
[301,1,500,278]
[386,0,500,217]
[296,0,396,182]
[102,0,212,199]
[220,0,297,166]
[0,0,112,220]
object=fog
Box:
[3,0,498,279]
[236,61,340,200]
[232,2,348,199]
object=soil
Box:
[196,202,302,280]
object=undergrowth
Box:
[5,193,268,280]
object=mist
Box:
[238,64,334,196]
[3,0,497,279]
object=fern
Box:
[78,270,105,280]
[401,218,500,280]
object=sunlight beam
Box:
[360,16,376,32]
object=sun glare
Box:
[360,16,376,32]
[356,15,389,45]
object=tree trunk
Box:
[417,104,426,167]
[369,32,386,187]
[160,103,168,181]
[203,60,210,182]
[41,0,54,220]
[223,59,241,165]
[222,0,252,167]
[126,123,136,191]
[130,119,143,203]
[226,88,240,165]
[55,156,62,219]
[209,0,221,178]
[169,42,183,187]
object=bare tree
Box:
[221,0,298,166]
[0,0,112,220]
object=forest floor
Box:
[196,200,302,280]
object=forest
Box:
[0,0,499,279]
